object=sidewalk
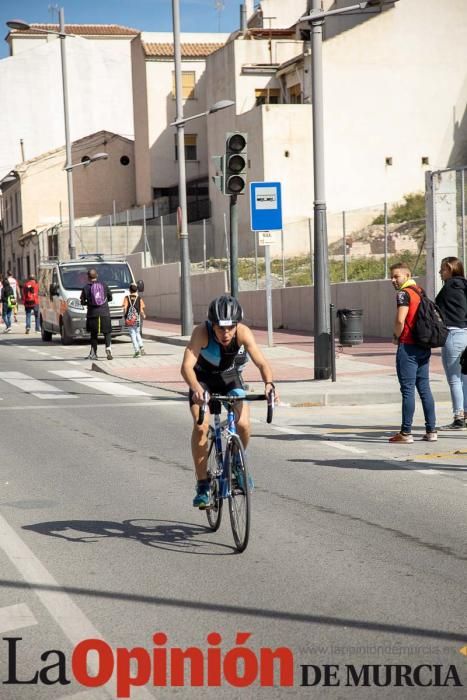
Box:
[92,318,451,408]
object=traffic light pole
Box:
[229,194,238,298]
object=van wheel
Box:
[60,321,72,345]
[41,320,53,342]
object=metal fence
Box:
[45,198,427,289]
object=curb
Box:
[89,362,453,408]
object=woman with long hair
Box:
[436,256,467,429]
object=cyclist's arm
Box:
[239,325,279,400]
[181,324,208,403]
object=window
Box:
[288,84,302,104]
[172,71,196,99]
[175,134,198,161]
[48,233,59,259]
[14,192,19,225]
[255,88,280,106]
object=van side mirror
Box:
[49,283,58,296]
[137,280,144,293]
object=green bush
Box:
[372,192,425,225]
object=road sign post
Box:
[250,183,283,347]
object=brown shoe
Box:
[389,432,414,444]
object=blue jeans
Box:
[128,325,143,352]
[396,343,436,433]
[25,305,40,331]
[441,327,467,416]
[2,306,12,328]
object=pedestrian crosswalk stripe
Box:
[0,603,37,634]
[0,371,76,399]
[50,370,149,397]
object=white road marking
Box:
[0,400,182,411]
[0,603,37,634]
[0,512,154,699]
[272,425,305,435]
[50,370,149,397]
[0,371,76,399]
[416,469,444,475]
[320,440,367,454]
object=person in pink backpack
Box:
[80,269,113,360]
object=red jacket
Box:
[22,279,39,307]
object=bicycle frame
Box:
[210,405,238,500]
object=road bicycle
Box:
[197,390,274,552]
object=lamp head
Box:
[6,19,31,31]
[209,100,235,114]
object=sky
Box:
[0,0,242,58]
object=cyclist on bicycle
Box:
[181,295,278,508]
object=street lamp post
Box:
[172,0,193,337]
[171,0,234,335]
[310,0,330,380]
[7,8,79,259]
[298,0,399,379]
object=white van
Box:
[38,254,144,344]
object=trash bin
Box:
[336,308,363,346]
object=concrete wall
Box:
[239,277,427,338]
[256,0,309,28]
[0,37,134,177]
[135,32,230,197]
[131,37,152,205]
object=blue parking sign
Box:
[250,182,283,231]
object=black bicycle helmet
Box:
[208,295,243,326]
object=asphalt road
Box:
[0,331,465,699]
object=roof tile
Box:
[143,42,224,58]
[10,24,139,37]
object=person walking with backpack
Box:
[435,256,467,430]
[1,276,15,333]
[389,262,437,443]
[80,269,113,361]
[22,273,40,334]
[123,283,146,358]
[7,270,20,323]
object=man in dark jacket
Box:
[80,269,113,360]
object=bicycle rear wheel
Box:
[206,438,223,531]
[227,435,250,552]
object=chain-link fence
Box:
[37,197,427,290]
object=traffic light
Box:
[224,132,247,195]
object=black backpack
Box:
[409,287,448,349]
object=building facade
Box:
[0,131,136,278]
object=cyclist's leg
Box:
[225,372,250,447]
[234,399,250,448]
[189,386,211,481]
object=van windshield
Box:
[59,264,132,291]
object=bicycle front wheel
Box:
[206,438,223,531]
[227,435,251,552]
